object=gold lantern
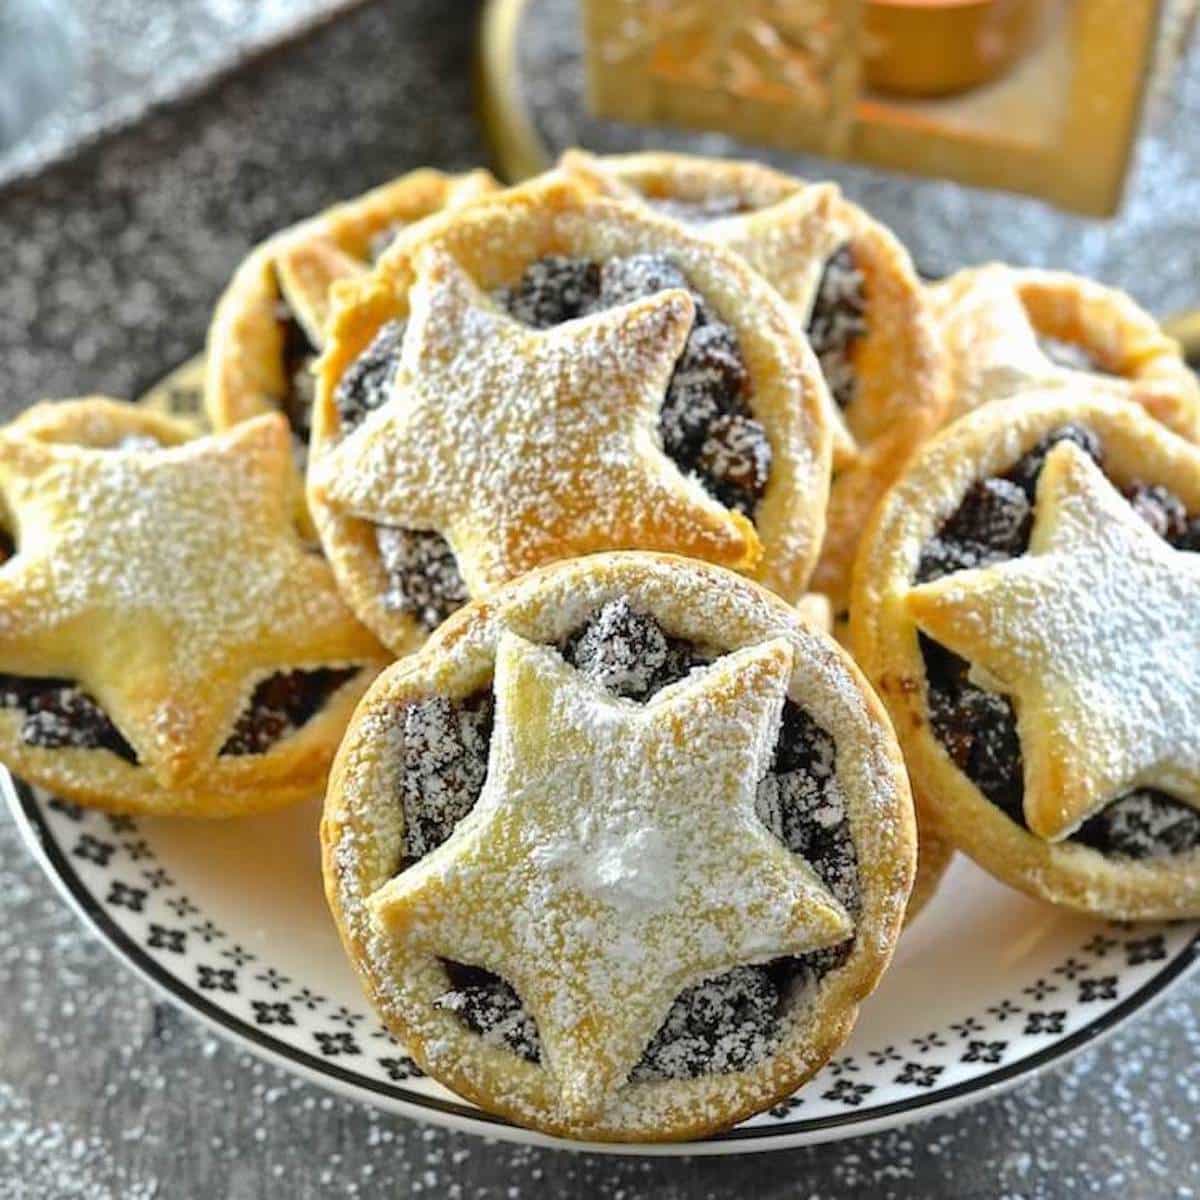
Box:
[571,0,1187,215]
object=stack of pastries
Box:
[5,152,1198,1142]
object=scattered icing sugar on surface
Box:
[5,0,1200,1182]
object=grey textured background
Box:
[0,2,1198,1196]
[0,0,370,185]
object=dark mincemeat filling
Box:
[333,317,407,431]
[0,673,138,763]
[334,319,462,633]
[220,666,360,756]
[496,253,771,518]
[916,424,1200,858]
[393,597,858,1078]
[374,526,468,633]
[274,294,319,456]
[807,244,867,412]
[0,667,348,766]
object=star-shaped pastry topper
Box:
[368,631,853,1121]
[0,414,380,784]
[908,441,1200,841]
[309,245,762,594]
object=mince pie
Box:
[307,174,833,655]
[204,169,498,532]
[323,552,915,1141]
[852,389,1200,919]
[0,400,386,815]
[930,264,1200,440]
[560,151,948,610]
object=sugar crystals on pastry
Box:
[307,174,833,655]
[322,552,915,1141]
[0,400,387,815]
[852,388,1200,919]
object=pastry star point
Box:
[368,629,853,1114]
[908,440,1200,840]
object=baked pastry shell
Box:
[0,400,388,817]
[308,175,833,656]
[204,169,499,537]
[931,264,1200,441]
[850,387,1200,919]
[322,551,915,1141]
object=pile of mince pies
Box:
[5,152,1199,1143]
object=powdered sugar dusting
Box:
[0,425,339,665]
[533,817,679,917]
[310,186,828,651]
[315,246,759,593]
[909,443,1200,840]
[0,416,374,775]
[369,632,852,1114]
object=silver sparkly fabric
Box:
[0,0,369,185]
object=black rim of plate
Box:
[8,772,1200,1147]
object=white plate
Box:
[8,771,1198,1155]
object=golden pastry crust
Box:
[0,400,388,816]
[794,586,949,926]
[561,151,948,611]
[323,552,915,1143]
[308,173,833,656]
[930,264,1200,441]
[10,396,195,449]
[904,817,953,927]
[851,388,1200,919]
[204,169,499,534]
